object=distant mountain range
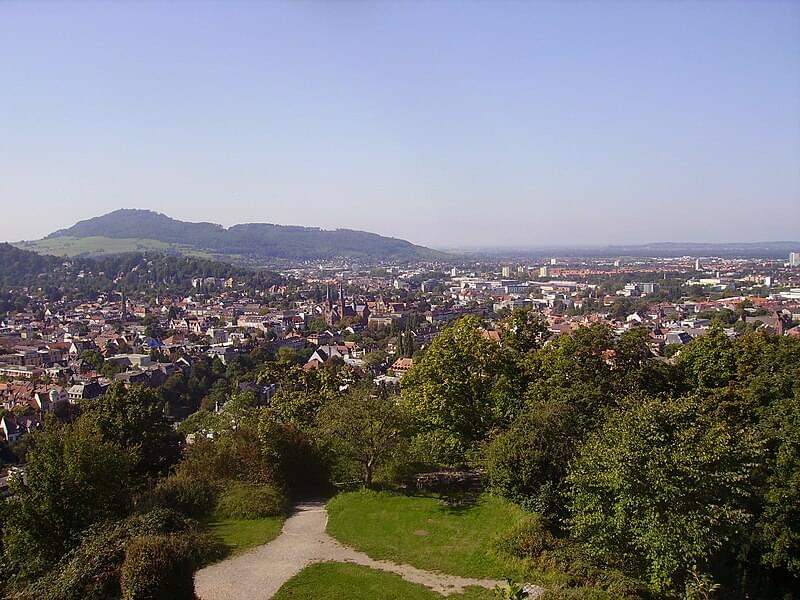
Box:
[15,209,445,263]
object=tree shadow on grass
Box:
[438,491,482,513]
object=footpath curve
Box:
[194,501,544,599]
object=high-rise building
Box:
[790,252,800,267]
[695,258,701,271]
[539,266,549,278]
[501,266,511,277]
[638,282,658,294]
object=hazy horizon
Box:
[10,207,799,253]
[2,1,799,247]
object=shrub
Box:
[10,520,132,600]
[492,514,645,600]
[491,513,558,560]
[215,482,289,520]
[120,534,196,600]
[258,412,330,496]
[176,425,273,486]
[485,401,578,520]
[144,475,217,519]
[10,509,222,600]
[539,588,622,600]
[407,430,465,468]
[493,578,529,599]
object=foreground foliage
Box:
[9,509,222,600]
[568,395,759,591]
[3,417,134,582]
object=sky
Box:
[1,1,799,249]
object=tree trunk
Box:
[364,459,374,488]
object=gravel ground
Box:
[194,501,544,599]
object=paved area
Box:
[195,501,544,599]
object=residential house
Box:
[390,357,414,378]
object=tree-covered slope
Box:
[0,243,283,299]
[0,243,64,287]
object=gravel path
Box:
[194,501,544,599]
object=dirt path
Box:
[194,501,544,599]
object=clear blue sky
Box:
[1,1,798,248]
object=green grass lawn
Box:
[205,516,284,555]
[272,562,495,600]
[17,236,175,256]
[326,491,528,580]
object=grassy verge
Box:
[205,516,284,556]
[327,490,529,580]
[272,562,494,600]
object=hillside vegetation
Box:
[0,243,283,304]
[20,209,445,262]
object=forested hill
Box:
[24,209,445,262]
[0,243,283,299]
[0,243,63,286]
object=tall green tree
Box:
[755,392,800,580]
[4,417,133,581]
[401,316,520,462]
[82,383,181,479]
[317,385,407,487]
[674,326,738,390]
[498,307,549,354]
[568,395,760,592]
[524,323,616,431]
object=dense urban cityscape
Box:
[3,250,800,409]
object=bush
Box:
[144,475,217,519]
[121,534,202,600]
[491,513,558,560]
[215,482,289,520]
[176,425,274,486]
[407,430,466,468]
[485,401,577,520]
[492,514,645,600]
[10,509,223,600]
[539,588,623,600]
[258,412,330,496]
[568,395,759,592]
